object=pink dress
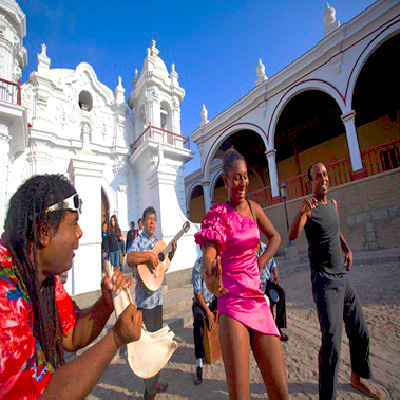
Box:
[195,202,280,336]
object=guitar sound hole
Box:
[158,253,165,262]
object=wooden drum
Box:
[203,311,222,364]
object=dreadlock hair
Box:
[222,148,246,177]
[3,174,77,368]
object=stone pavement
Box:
[69,248,400,399]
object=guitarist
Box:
[126,206,177,400]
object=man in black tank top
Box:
[289,163,381,400]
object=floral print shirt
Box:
[0,245,80,399]
[127,231,162,309]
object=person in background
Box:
[101,221,109,270]
[126,221,137,253]
[137,218,143,235]
[192,253,217,385]
[108,215,123,270]
[0,174,142,399]
[259,243,288,342]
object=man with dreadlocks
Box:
[0,174,142,399]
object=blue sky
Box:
[19,0,377,176]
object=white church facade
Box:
[0,0,199,295]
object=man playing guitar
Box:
[126,206,176,400]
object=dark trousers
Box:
[265,281,287,329]
[192,299,217,360]
[312,271,372,400]
[139,305,163,400]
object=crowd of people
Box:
[0,148,382,399]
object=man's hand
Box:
[272,267,280,284]
[300,196,319,215]
[101,268,132,309]
[146,251,159,271]
[112,304,142,348]
[102,252,107,258]
[206,310,216,330]
[344,248,353,271]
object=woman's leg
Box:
[219,314,251,400]
[251,331,289,400]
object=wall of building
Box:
[358,111,400,150]
[189,193,205,222]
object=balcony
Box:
[280,140,400,201]
[130,124,190,153]
[0,78,21,106]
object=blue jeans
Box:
[108,250,121,269]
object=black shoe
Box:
[279,329,289,342]
[194,366,203,385]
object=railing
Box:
[130,124,190,153]
[284,173,309,200]
[252,141,400,205]
[282,158,351,201]
[247,185,272,208]
[362,139,400,177]
[0,78,21,105]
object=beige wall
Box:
[358,111,400,151]
[189,194,205,223]
[277,134,350,181]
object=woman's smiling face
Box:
[224,159,249,205]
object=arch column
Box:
[68,155,105,295]
[202,180,211,212]
[266,149,280,201]
[341,110,365,178]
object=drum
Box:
[203,311,222,364]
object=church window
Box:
[78,90,93,111]
[160,105,168,130]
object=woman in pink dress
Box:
[195,149,289,399]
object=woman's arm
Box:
[202,243,228,296]
[251,200,281,272]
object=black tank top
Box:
[304,198,345,274]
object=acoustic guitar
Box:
[137,221,190,291]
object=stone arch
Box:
[345,26,400,109]
[272,88,350,199]
[211,174,226,203]
[268,80,346,149]
[187,184,205,223]
[101,178,117,218]
[350,31,400,175]
[203,122,268,180]
[160,100,172,131]
[101,187,110,226]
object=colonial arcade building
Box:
[186,0,400,254]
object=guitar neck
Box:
[163,228,185,255]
